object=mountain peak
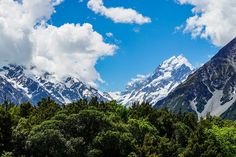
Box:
[115,55,194,106]
[155,38,236,120]
[159,55,193,71]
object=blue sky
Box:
[50,0,220,91]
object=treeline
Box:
[0,98,235,157]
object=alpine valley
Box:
[1,38,236,120]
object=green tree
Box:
[12,118,31,156]
[140,133,159,157]
[128,119,158,146]
[0,108,13,154]
[26,126,68,157]
[206,125,236,157]
[129,103,155,120]
[64,110,111,143]
[91,131,136,157]
[19,102,33,118]
[31,98,60,124]
[173,122,191,147]
[149,109,175,138]
[157,137,179,157]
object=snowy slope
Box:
[108,92,121,100]
[0,64,110,105]
[114,55,194,106]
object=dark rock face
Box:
[155,38,236,120]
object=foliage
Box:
[206,125,236,157]
[0,98,235,157]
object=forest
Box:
[0,98,235,157]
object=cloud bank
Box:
[178,0,236,46]
[0,0,116,86]
[87,0,151,25]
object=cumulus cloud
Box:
[0,0,60,65]
[178,0,236,46]
[87,0,151,25]
[32,24,116,86]
[0,0,116,86]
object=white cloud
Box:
[87,0,151,25]
[0,0,116,86]
[133,27,140,33]
[0,0,60,65]
[32,24,116,86]
[178,0,236,46]
[106,32,113,38]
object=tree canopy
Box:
[0,99,235,157]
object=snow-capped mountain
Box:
[0,64,110,105]
[114,55,194,106]
[155,38,236,120]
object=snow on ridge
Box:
[126,55,193,93]
[159,55,193,71]
[127,74,149,87]
[115,55,194,107]
[0,64,109,104]
[108,92,121,100]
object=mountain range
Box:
[0,55,194,107]
[1,38,236,120]
[0,65,111,105]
